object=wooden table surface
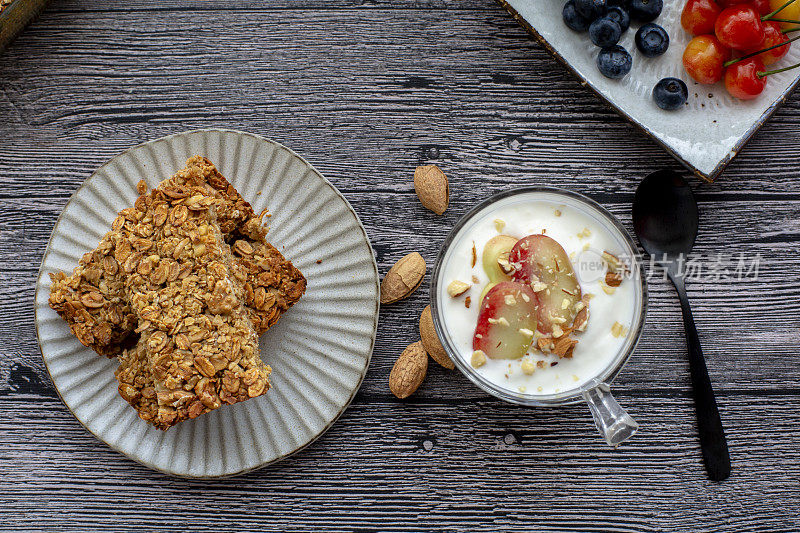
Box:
[2,1,800,531]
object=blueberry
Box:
[597,45,632,79]
[563,0,592,32]
[627,0,662,22]
[575,0,608,20]
[635,23,669,57]
[653,77,688,110]
[606,6,630,33]
[589,17,622,47]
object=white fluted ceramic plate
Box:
[34,129,379,478]
[499,0,800,181]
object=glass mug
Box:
[430,187,647,446]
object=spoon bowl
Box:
[633,169,699,259]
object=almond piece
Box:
[380,252,426,304]
[605,271,622,287]
[389,341,429,399]
[447,280,470,297]
[471,350,487,368]
[573,306,589,332]
[419,305,454,369]
[602,251,621,271]
[414,165,449,215]
[536,336,554,353]
[554,336,578,358]
[521,359,536,375]
[611,321,628,338]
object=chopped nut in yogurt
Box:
[602,250,621,271]
[471,350,487,368]
[521,359,535,375]
[447,280,471,297]
[611,322,628,338]
[494,218,506,232]
[605,271,622,287]
[497,254,514,274]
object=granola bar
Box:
[49,156,306,356]
[48,233,138,357]
[113,183,269,429]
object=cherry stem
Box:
[723,33,800,67]
[763,0,798,21]
[758,62,800,77]
[771,17,800,23]
[781,25,800,33]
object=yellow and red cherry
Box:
[769,0,800,30]
[724,57,768,99]
[716,5,766,51]
[748,21,791,65]
[752,0,773,16]
[682,0,722,35]
[683,34,732,84]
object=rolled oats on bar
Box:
[112,183,270,429]
[49,156,306,357]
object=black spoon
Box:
[632,169,731,482]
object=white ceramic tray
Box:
[499,0,800,181]
[35,129,379,477]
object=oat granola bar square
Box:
[113,183,270,429]
[49,157,306,356]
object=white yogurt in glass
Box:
[435,190,643,398]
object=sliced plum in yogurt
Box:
[482,235,518,283]
[472,281,538,360]
[478,235,518,303]
[509,234,583,335]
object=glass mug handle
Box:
[581,379,639,447]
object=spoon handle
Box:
[673,275,731,481]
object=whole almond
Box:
[389,341,428,399]
[419,305,454,369]
[380,252,426,304]
[414,165,449,215]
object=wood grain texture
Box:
[1,0,799,531]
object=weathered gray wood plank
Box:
[2,0,800,531]
[1,394,799,531]
[0,8,799,192]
